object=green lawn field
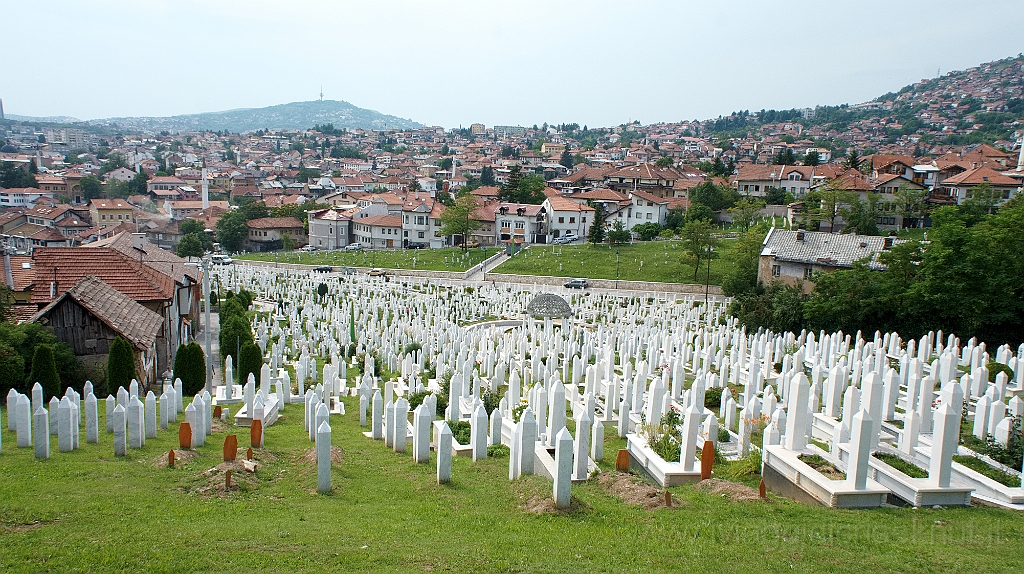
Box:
[494,240,737,285]
[237,247,499,272]
[0,398,1019,573]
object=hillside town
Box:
[6,1,1024,567]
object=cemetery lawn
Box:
[493,240,737,284]
[236,247,499,272]
[1,400,1021,573]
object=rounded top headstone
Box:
[526,293,573,319]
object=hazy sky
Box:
[4,0,1023,128]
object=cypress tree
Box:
[237,341,263,385]
[28,344,61,401]
[107,336,136,391]
[174,342,206,397]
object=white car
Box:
[344,243,364,251]
[210,254,233,265]
[552,235,576,245]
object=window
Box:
[418,231,424,238]
[514,221,525,230]
[646,213,652,220]
[803,267,813,279]
[771,265,781,277]
[558,217,564,223]
[569,217,575,223]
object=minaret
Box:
[201,167,210,210]
[1017,136,1024,172]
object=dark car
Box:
[406,242,428,249]
[564,278,589,289]
[313,265,332,273]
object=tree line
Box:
[726,197,1024,347]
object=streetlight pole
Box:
[202,256,213,395]
[705,243,713,306]
[615,250,620,290]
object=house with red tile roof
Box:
[30,232,202,379]
[543,195,594,239]
[245,216,305,252]
[352,214,403,249]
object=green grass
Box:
[493,239,737,284]
[874,452,928,479]
[0,400,1022,572]
[237,247,499,272]
[953,455,1022,487]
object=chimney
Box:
[3,251,13,288]
[131,232,147,251]
[201,167,210,210]
[795,230,805,241]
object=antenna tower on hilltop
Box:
[320,86,324,102]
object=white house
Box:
[543,195,594,239]
[307,208,352,250]
[352,214,403,249]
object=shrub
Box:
[0,344,25,398]
[407,391,428,410]
[107,336,136,392]
[28,344,61,401]
[487,444,510,457]
[987,361,1014,384]
[237,341,263,385]
[173,342,206,397]
[219,315,254,369]
[449,420,472,444]
[482,389,501,416]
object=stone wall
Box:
[235,259,723,295]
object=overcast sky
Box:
[4,0,1023,129]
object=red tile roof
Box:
[30,247,176,305]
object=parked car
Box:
[210,254,233,265]
[564,278,589,289]
[313,265,332,273]
[406,242,428,249]
[552,235,574,245]
[299,245,317,252]
[368,268,386,277]
[344,243,364,251]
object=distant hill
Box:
[701,54,1024,150]
[5,114,83,124]
[83,100,421,133]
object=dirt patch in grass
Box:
[520,495,590,514]
[0,520,54,535]
[192,460,260,497]
[597,471,682,510]
[799,454,846,480]
[299,446,345,465]
[695,478,763,503]
[153,449,200,468]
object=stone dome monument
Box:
[526,293,573,319]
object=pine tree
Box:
[107,336,136,392]
[28,344,61,401]
[587,204,606,244]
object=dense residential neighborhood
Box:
[1,53,1023,383]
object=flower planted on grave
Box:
[640,409,683,462]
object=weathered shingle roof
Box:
[760,228,908,270]
[31,276,164,351]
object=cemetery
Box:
[0,262,1022,571]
